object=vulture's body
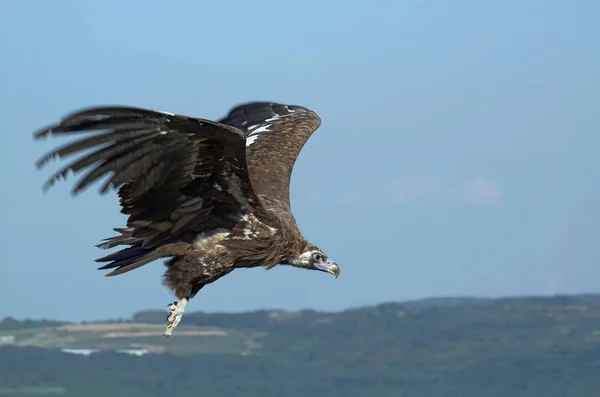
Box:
[34,101,340,336]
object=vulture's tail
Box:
[95,229,165,276]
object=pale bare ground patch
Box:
[102,330,228,338]
[57,323,166,331]
[56,323,225,333]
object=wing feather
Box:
[218,101,321,212]
[35,105,270,275]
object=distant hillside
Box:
[1,294,600,396]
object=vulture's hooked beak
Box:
[315,261,340,278]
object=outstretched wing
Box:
[34,106,269,275]
[218,102,321,214]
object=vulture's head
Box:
[285,243,340,278]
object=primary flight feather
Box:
[34,101,340,336]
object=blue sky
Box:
[1,0,598,321]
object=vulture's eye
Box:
[312,252,324,262]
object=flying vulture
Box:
[34,101,340,336]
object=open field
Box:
[0,321,255,356]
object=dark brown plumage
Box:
[34,101,340,336]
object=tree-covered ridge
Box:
[1,294,600,396]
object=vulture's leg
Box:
[165,299,187,337]
[164,282,207,336]
[161,256,197,337]
[162,256,230,337]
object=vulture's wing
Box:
[34,106,269,273]
[218,102,321,214]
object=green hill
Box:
[1,294,600,396]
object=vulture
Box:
[34,101,340,336]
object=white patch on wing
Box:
[242,226,254,239]
[241,213,259,240]
[229,213,276,241]
[193,228,231,249]
[246,123,271,147]
[242,105,303,147]
[264,108,296,123]
[228,174,252,209]
[155,110,175,116]
[246,135,259,146]
[250,125,271,134]
[242,106,296,146]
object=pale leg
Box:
[164,298,187,337]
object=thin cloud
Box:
[388,175,504,205]
[463,177,504,205]
[388,174,443,200]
